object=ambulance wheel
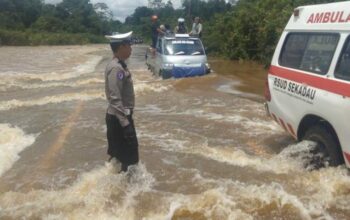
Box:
[304,125,344,168]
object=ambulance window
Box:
[279,33,339,75]
[335,37,350,81]
[280,34,308,69]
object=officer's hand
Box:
[123,124,135,138]
[123,124,138,148]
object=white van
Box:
[265,1,350,168]
[146,34,210,79]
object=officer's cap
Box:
[105,31,133,44]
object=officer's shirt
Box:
[105,58,135,127]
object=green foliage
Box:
[31,16,64,32]
[0,0,340,64]
[0,11,24,29]
[124,0,232,45]
[202,0,338,64]
[0,0,43,29]
[0,29,106,46]
[0,0,116,45]
[182,0,231,22]
[0,29,30,45]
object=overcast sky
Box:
[45,0,183,22]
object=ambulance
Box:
[265,1,350,168]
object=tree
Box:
[182,0,231,24]
[202,0,338,64]
[0,0,43,29]
[166,0,173,8]
[125,6,153,25]
[148,0,165,9]
[94,2,112,21]
[31,16,64,32]
[55,0,103,34]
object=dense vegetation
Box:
[122,0,232,41]
[125,0,336,64]
[0,0,121,45]
[202,0,337,64]
[0,0,338,63]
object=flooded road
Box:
[0,45,350,220]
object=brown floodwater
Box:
[209,58,267,97]
[0,44,349,220]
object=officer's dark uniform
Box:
[104,35,139,172]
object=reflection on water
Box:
[0,45,349,219]
[210,59,267,100]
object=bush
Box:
[0,29,106,46]
[0,29,30,45]
[202,0,338,65]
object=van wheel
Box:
[303,125,344,168]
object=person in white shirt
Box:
[189,17,202,37]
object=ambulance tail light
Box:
[264,76,271,102]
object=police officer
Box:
[104,32,138,172]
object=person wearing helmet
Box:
[174,18,187,34]
[151,15,164,49]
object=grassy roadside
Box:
[0,29,107,46]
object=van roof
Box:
[163,33,199,40]
[285,1,350,31]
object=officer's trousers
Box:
[151,36,157,48]
[105,113,139,171]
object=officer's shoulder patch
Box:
[116,70,125,80]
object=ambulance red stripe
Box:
[278,118,288,132]
[269,65,350,98]
[271,113,279,123]
[287,123,297,138]
[344,152,350,163]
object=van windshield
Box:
[164,39,205,56]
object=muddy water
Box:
[0,45,349,220]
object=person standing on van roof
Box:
[159,24,166,37]
[189,17,202,37]
[164,24,172,34]
[151,15,164,49]
[174,18,187,34]
[104,32,139,172]
[160,24,173,36]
